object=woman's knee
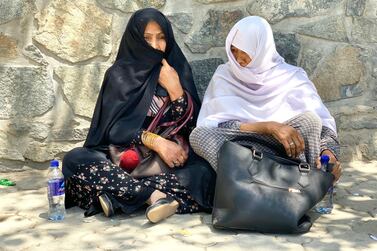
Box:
[189,126,212,150]
[62,147,87,168]
[301,111,322,132]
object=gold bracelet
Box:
[141,131,160,149]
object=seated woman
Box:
[62,8,215,223]
[190,16,341,181]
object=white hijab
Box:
[197,16,337,134]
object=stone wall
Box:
[0,0,376,167]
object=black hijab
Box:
[84,8,201,150]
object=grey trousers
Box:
[189,112,322,170]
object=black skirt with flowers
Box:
[63,147,215,217]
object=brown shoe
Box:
[145,196,179,223]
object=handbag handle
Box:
[234,139,311,172]
[146,90,194,137]
[146,97,170,132]
[160,91,194,136]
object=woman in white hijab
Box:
[190,16,341,181]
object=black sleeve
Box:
[170,93,189,121]
[130,129,144,146]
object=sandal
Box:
[98,193,114,217]
[145,195,179,223]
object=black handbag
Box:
[212,140,333,234]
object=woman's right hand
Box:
[159,59,184,101]
[267,122,305,158]
[153,137,188,168]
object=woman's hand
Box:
[240,121,304,158]
[153,137,188,168]
[316,149,342,183]
[159,59,184,101]
[267,122,305,158]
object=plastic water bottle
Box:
[315,155,334,214]
[47,160,66,221]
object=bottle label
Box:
[48,178,65,196]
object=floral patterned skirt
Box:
[65,160,201,216]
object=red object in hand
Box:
[119,149,140,172]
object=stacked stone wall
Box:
[0,0,376,168]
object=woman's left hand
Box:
[316,149,342,183]
[159,59,184,100]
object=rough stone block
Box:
[0,0,34,24]
[0,65,54,119]
[297,16,348,42]
[312,46,363,102]
[185,9,243,53]
[167,13,193,34]
[24,141,82,162]
[299,45,326,77]
[55,64,109,118]
[0,33,18,59]
[194,0,232,3]
[190,58,224,100]
[34,0,112,63]
[274,32,300,66]
[247,0,342,24]
[97,0,165,13]
[346,0,366,16]
[351,17,377,43]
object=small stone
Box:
[340,83,363,99]
[369,233,377,241]
[22,44,48,66]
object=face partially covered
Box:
[230,44,252,67]
[144,21,167,52]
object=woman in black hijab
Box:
[62,8,215,223]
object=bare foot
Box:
[146,190,167,205]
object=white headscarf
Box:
[197,16,337,134]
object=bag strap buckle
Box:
[252,150,263,160]
[298,163,311,173]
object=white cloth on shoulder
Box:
[197,16,337,134]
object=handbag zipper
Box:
[250,179,302,193]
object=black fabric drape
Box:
[84,8,201,150]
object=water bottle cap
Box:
[50,160,59,167]
[320,155,330,164]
